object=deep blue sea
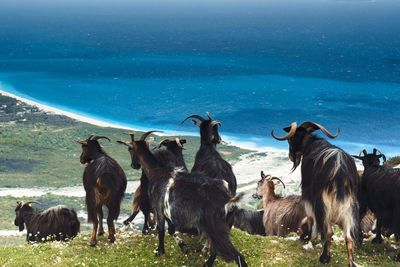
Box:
[0,0,399,154]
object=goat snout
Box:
[131,163,141,169]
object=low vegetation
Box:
[1,229,399,266]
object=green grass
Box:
[0,229,398,267]
[0,94,250,188]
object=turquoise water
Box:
[0,0,399,154]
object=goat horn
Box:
[270,177,286,189]
[153,139,169,150]
[87,135,94,140]
[140,130,161,141]
[91,136,111,142]
[117,140,132,148]
[181,114,206,124]
[210,120,221,127]
[271,122,297,141]
[124,132,135,142]
[359,149,367,157]
[373,148,387,162]
[206,112,213,120]
[300,122,339,139]
[175,138,183,148]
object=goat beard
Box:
[290,153,302,172]
[18,223,24,232]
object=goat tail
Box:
[203,207,243,263]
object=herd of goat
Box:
[13,112,400,267]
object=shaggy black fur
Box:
[354,149,400,261]
[14,202,80,242]
[124,131,247,267]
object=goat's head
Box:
[271,122,339,171]
[253,171,285,200]
[117,131,159,170]
[182,112,221,145]
[153,138,186,152]
[352,148,386,168]
[14,201,38,231]
[76,135,111,164]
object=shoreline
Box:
[0,86,286,153]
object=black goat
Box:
[118,131,247,267]
[77,135,127,246]
[14,201,80,242]
[119,137,187,232]
[182,112,237,194]
[353,148,400,261]
[226,205,265,236]
[272,122,360,267]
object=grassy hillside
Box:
[0,94,249,188]
[0,229,399,267]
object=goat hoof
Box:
[155,249,165,257]
[142,230,150,235]
[395,253,400,262]
[98,231,105,236]
[108,236,115,243]
[372,237,383,244]
[123,220,130,226]
[90,240,97,247]
[319,254,331,264]
[180,244,189,254]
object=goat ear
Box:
[352,155,362,160]
[146,136,155,145]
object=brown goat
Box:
[255,171,311,239]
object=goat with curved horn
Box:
[92,136,111,142]
[117,140,132,148]
[140,130,161,141]
[181,114,206,124]
[359,149,368,157]
[271,122,297,141]
[300,122,339,139]
[270,177,286,189]
[206,111,213,120]
[124,132,135,142]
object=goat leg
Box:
[107,217,116,243]
[155,220,165,257]
[372,219,383,244]
[97,206,105,236]
[142,211,150,235]
[90,219,98,247]
[123,210,139,226]
[319,225,333,264]
[204,248,217,267]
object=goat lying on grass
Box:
[14,201,80,242]
[254,171,311,239]
[226,205,265,236]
